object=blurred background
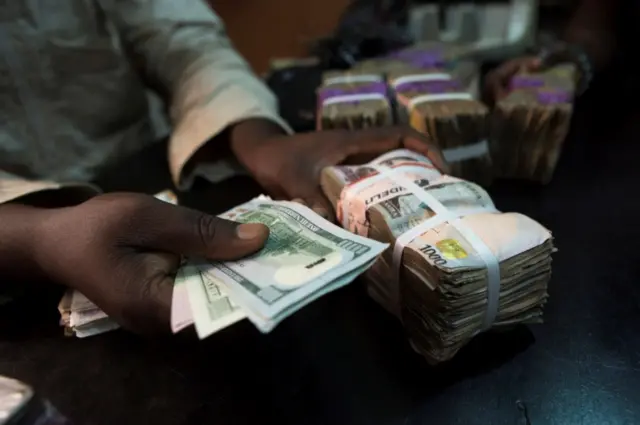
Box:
[212,0,579,75]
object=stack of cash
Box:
[388,62,492,186]
[57,190,178,338]
[491,63,576,183]
[348,42,493,186]
[316,70,393,130]
[186,196,388,336]
[320,149,554,364]
[58,290,119,338]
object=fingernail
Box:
[236,223,266,240]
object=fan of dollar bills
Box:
[320,149,555,364]
[59,193,388,338]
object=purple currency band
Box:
[537,90,572,104]
[387,50,445,69]
[510,75,545,89]
[394,80,461,93]
[318,82,388,104]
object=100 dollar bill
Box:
[196,198,388,333]
[181,265,246,338]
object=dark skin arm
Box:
[188,118,448,220]
[0,203,46,282]
[485,0,619,102]
[0,193,269,334]
[563,0,618,72]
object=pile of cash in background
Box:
[491,64,576,183]
[316,40,577,186]
[317,70,393,130]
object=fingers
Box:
[399,128,450,174]
[339,126,450,174]
[132,198,269,261]
[485,57,542,103]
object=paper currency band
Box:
[390,75,475,108]
[321,93,388,106]
[340,162,500,331]
[390,73,452,88]
[323,74,383,85]
[442,139,490,163]
[408,92,473,107]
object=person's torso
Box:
[0,1,167,183]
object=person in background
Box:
[0,1,447,334]
[485,0,618,103]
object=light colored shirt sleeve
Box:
[105,0,293,189]
[0,170,100,205]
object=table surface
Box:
[2,68,640,425]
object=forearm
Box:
[0,203,48,283]
[104,0,292,188]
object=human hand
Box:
[229,120,448,218]
[484,56,543,104]
[34,193,269,334]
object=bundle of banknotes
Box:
[318,41,493,186]
[58,194,388,339]
[387,61,492,186]
[320,149,554,364]
[316,70,393,130]
[490,63,577,183]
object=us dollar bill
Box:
[197,198,388,333]
[182,265,246,338]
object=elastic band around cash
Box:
[319,81,388,106]
[342,165,501,330]
[322,93,388,106]
[390,74,474,107]
[391,73,452,89]
[323,74,382,85]
[443,140,489,163]
[409,92,473,107]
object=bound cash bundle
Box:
[491,64,577,183]
[388,64,492,186]
[317,71,393,130]
[346,42,493,185]
[320,149,554,364]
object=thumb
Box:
[137,200,269,261]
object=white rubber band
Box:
[409,92,474,107]
[391,73,452,88]
[322,93,387,106]
[443,139,490,163]
[323,75,382,85]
